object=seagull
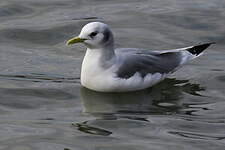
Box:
[66,22,214,92]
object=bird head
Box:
[66,22,114,49]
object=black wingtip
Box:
[187,42,215,56]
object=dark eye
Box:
[89,32,98,37]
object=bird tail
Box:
[178,42,215,66]
[187,42,215,56]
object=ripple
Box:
[151,9,219,31]
[0,87,75,109]
[211,69,224,72]
[0,124,55,141]
[0,73,79,83]
[72,122,112,136]
[0,4,33,18]
[169,131,225,140]
[216,75,225,82]
[71,16,100,20]
[0,23,79,45]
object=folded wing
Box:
[115,43,214,79]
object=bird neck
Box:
[100,43,115,61]
[86,44,115,69]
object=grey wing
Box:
[115,50,183,79]
[115,43,213,79]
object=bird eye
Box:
[89,32,98,37]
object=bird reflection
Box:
[76,78,205,136]
[80,78,205,118]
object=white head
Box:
[67,22,114,49]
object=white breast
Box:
[81,49,115,91]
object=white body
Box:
[81,48,194,92]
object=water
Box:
[0,0,224,149]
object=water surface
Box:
[0,0,225,149]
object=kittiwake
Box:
[66,22,214,92]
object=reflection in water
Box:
[81,78,205,116]
[72,122,112,136]
[76,78,205,135]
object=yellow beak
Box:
[66,37,85,45]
